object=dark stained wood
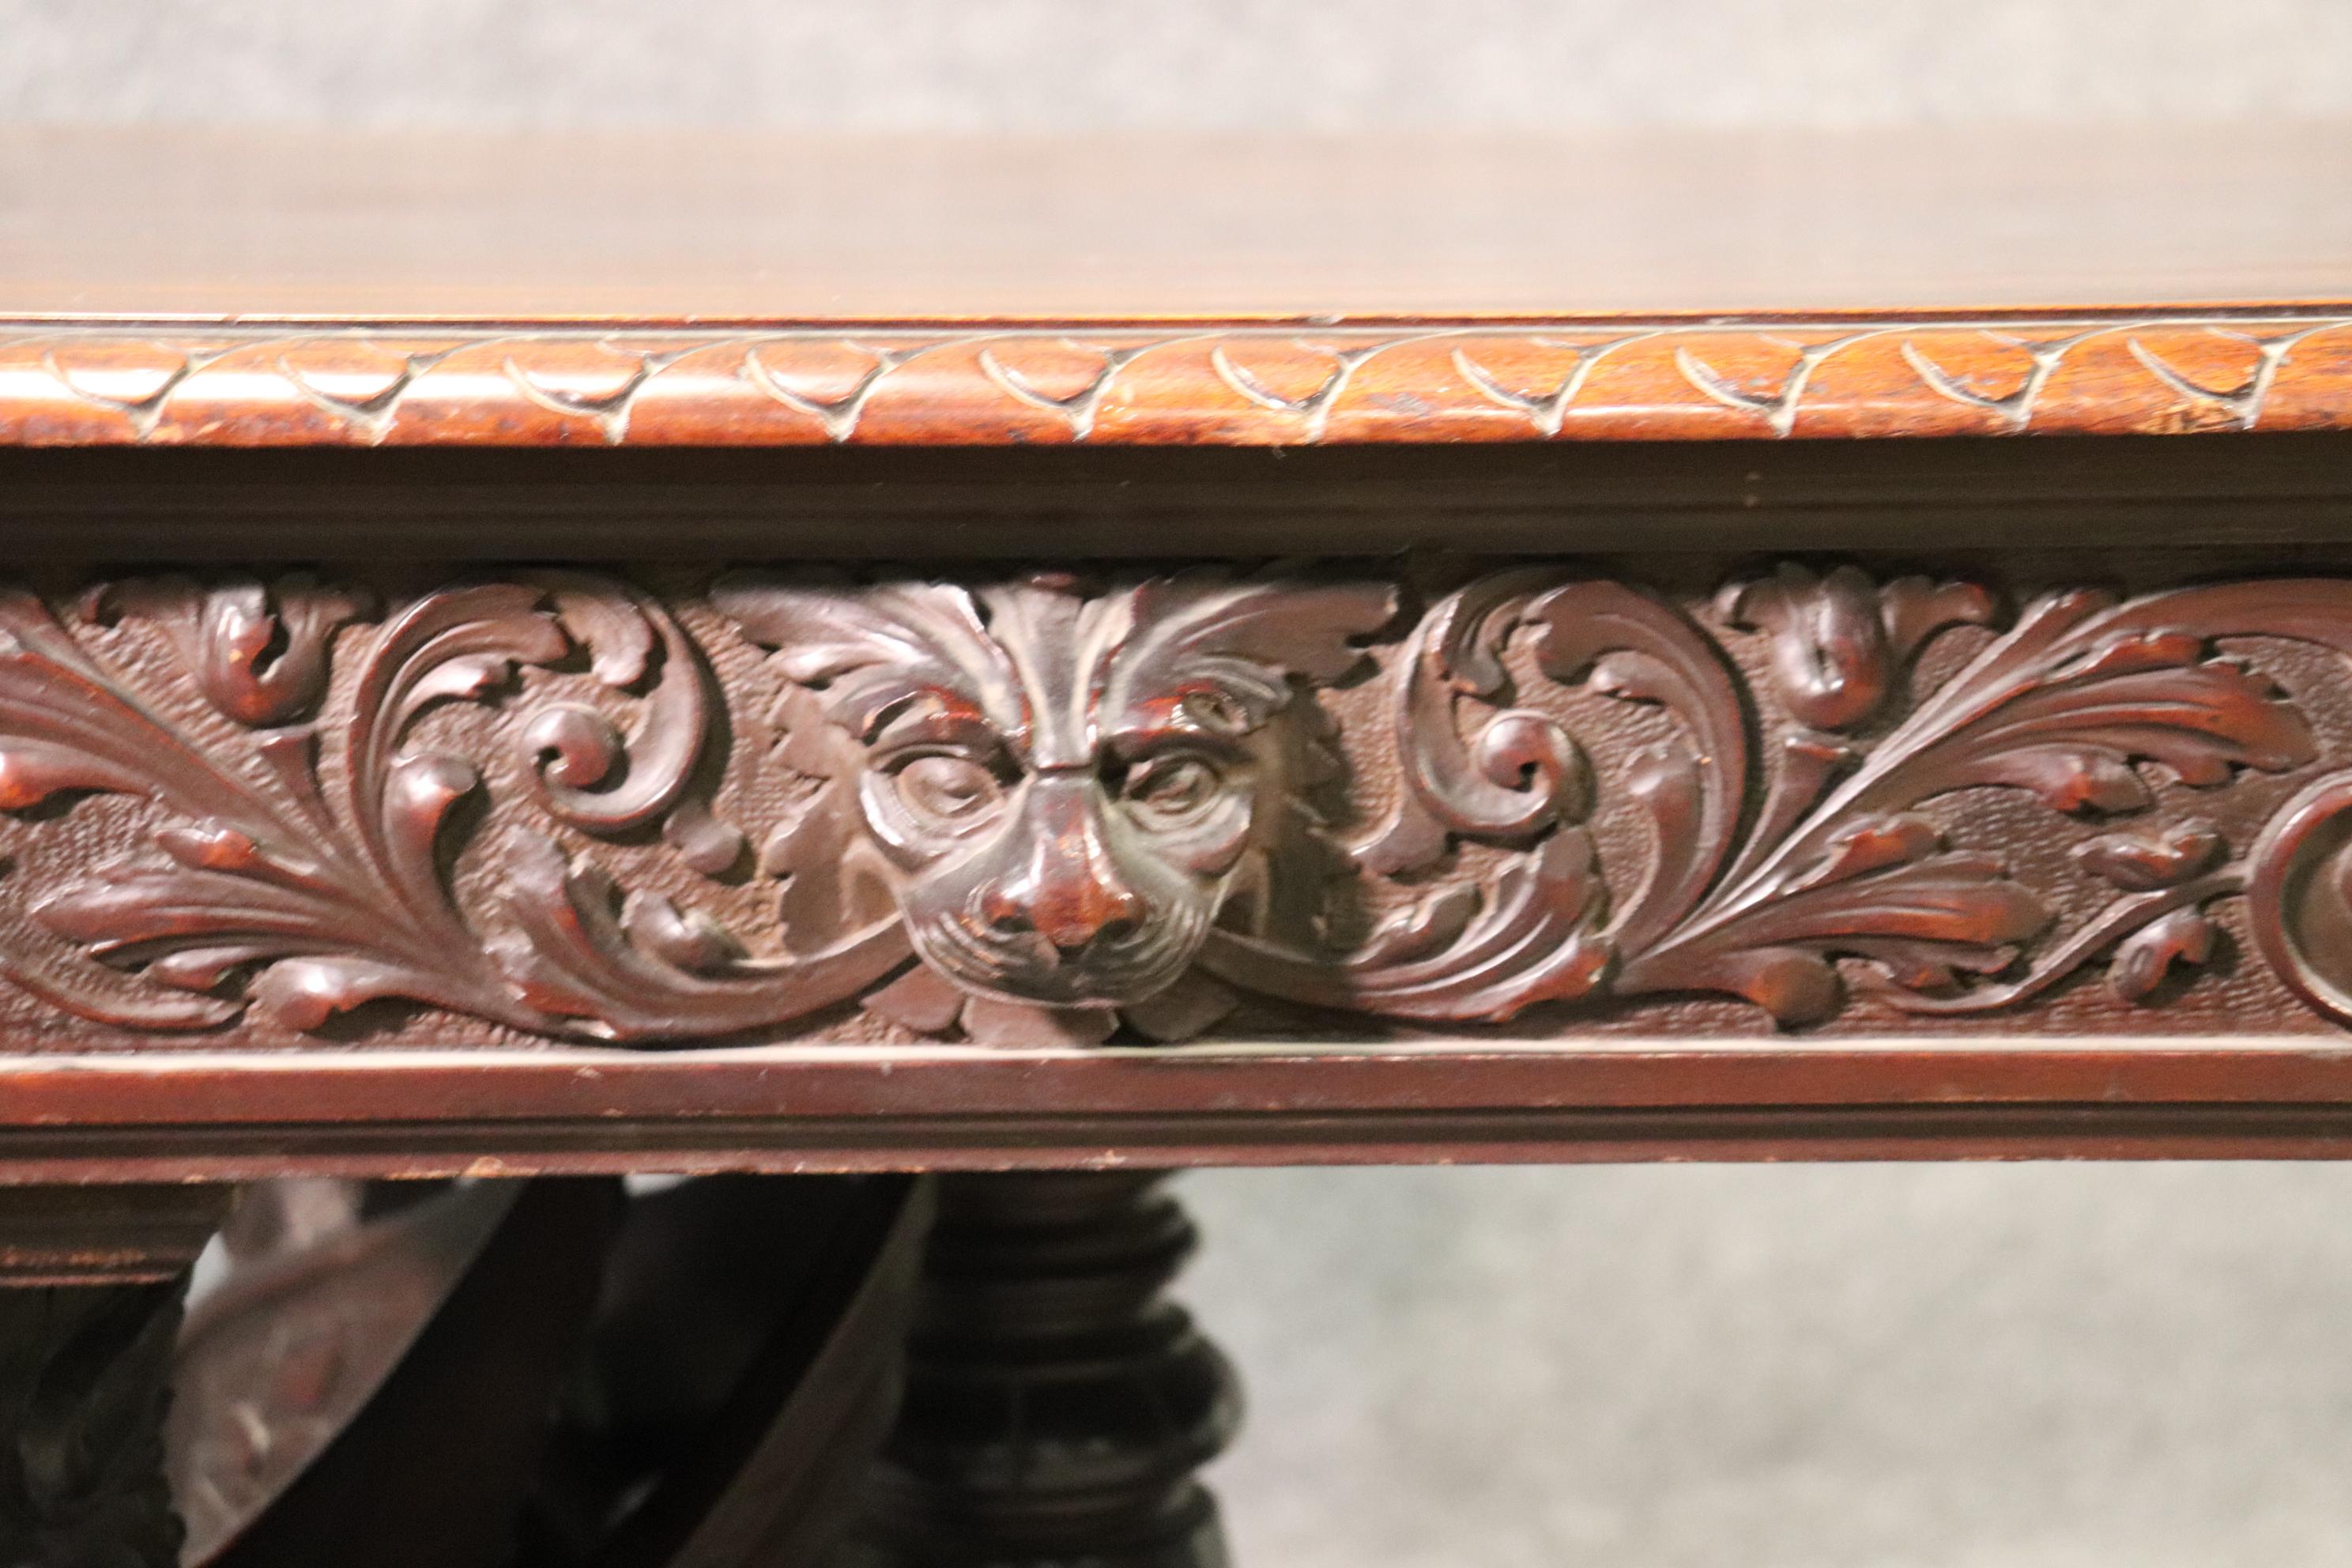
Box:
[18,524,2352,1166]
[6,112,2352,1568]
[838,1173,1238,1568]
[0,135,2348,1183]
[559,1176,927,1568]
[0,547,2342,1169]
[0,1277,188,1566]
[0,1187,226,1564]
[202,1180,617,1568]
[15,436,2352,564]
[8,1046,2352,1176]
[0,558,2341,1054]
[168,1183,517,1560]
[0,1185,231,1287]
[168,1174,925,1568]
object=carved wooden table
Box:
[6,124,2352,1563]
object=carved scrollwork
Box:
[2,575,895,1042]
[1603,575,2349,1023]
[6,564,2352,1046]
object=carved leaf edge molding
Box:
[4,315,2350,447]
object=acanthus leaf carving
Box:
[2075,820,2225,891]
[2109,906,2219,1003]
[1354,569,1591,876]
[1200,830,1615,1022]
[2,564,2352,1046]
[5,575,884,1042]
[84,574,373,729]
[1610,579,2349,1022]
[520,572,722,840]
[1717,564,1996,734]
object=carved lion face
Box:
[717,571,1393,1008]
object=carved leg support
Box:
[0,1185,228,1568]
[839,1173,1241,1568]
[0,1283,187,1567]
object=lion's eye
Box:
[1121,752,1221,824]
[892,752,1004,827]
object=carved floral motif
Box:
[6,564,2352,1046]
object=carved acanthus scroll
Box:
[6,564,2352,1046]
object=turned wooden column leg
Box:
[0,1185,228,1568]
[839,1172,1242,1568]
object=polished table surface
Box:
[7,122,2352,320]
[4,122,2352,450]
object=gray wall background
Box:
[8,1,2352,127]
[1187,1164,2352,1566]
[9,4,2352,1562]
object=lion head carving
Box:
[715,570,1393,1009]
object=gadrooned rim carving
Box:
[4,313,2352,447]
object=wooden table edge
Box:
[5,1038,2352,1175]
[6,307,2352,448]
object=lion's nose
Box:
[981,859,1145,951]
[981,778,1147,952]
[1034,884,1145,952]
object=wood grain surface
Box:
[5,1040,2352,1177]
[4,124,2351,448]
[8,124,2350,319]
[9,314,2352,448]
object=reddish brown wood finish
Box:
[0,556,2339,1171]
[0,1193,228,1563]
[12,118,2352,1568]
[4,127,2352,1182]
[1,562,2350,1054]
[200,1182,617,1568]
[6,315,2352,449]
[168,1184,516,1560]
[8,127,2351,447]
[0,1043,2349,1178]
[0,1185,230,1285]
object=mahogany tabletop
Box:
[5,122,2352,448]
